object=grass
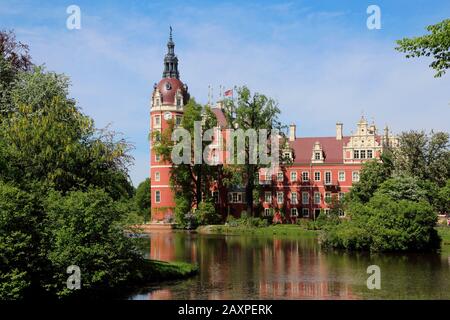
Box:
[197,224,318,237]
[142,259,199,282]
[437,226,450,255]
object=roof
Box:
[211,107,228,127]
[289,136,350,164]
[156,77,188,105]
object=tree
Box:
[437,179,450,214]
[321,191,440,252]
[0,68,134,200]
[396,19,450,77]
[0,182,49,299]
[44,189,142,298]
[348,158,392,203]
[393,130,450,187]
[153,98,220,223]
[222,86,285,216]
[134,178,151,222]
[1,30,32,115]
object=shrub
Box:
[195,201,221,225]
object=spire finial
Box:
[169,26,173,41]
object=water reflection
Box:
[130,231,450,300]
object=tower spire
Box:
[163,26,179,79]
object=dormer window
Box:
[311,141,324,163]
[177,98,181,107]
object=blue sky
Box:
[1,0,450,185]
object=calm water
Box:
[129,230,450,300]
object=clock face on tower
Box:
[164,112,172,120]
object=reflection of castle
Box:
[149,231,175,261]
[146,232,359,300]
[150,30,397,222]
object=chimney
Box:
[289,123,296,142]
[336,123,343,140]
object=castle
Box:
[150,30,397,222]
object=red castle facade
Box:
[150,31,397,222]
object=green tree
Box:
[44,189,142,298]
[393,130,450,187]
[153,98,220,223]
[396,19,450,77]
[322,191,440,252]
[222,86,285,216]
[0,182,49,299]
[196,200,221,225]
[349,158,392,203]
[0,67,134,200]
[438,179,450,214]
[134,178,151,222]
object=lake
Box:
[129,230,450,300]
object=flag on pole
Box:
[224,89,233,97]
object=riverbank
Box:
[144,259,199,281]
[197,224,318,237]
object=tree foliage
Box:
[222,86,285,216]
[134,178,150,222]
[396,19,450,77]
[0,31,146,299]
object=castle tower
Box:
[150,27,190,222]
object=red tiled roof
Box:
[289,136,350,164]
[211,108,227,127]
[156,77,188,105]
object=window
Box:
[154,115,161,126]
[314,192,321,205]
[291,192,298,205]
[367,150,373,158]
[290,171,297,182]
[264,208,271,216]
[155,171,160,182]
[277,192,284,204]
[176,115,182,126]
[302,208,309,217]
[339,209,345,217]
[314,171,321,181]
[352,171,360,182]
[155,98,160,106]
[302,171,309,182]
[212,191,219,203]
[277,172,284,182]
[314,152,321,160]
[338,192,345,201]
[325,171,331,184]
[314,209,321,218]
[283,152,292,161]
[302,192,309,204]
[265,192,272,203]
[254,172,260,184]
[325,192,331,203]
[324,208,330,215]
[155,154,160,162]
[338,171,345,182]
[229,192,242,203]
[291,208,298,217]
[360,150,366,159]
[176,98,181,107]
[354,150,360,159]
[154,131,161,142]
[155,190,161,203]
